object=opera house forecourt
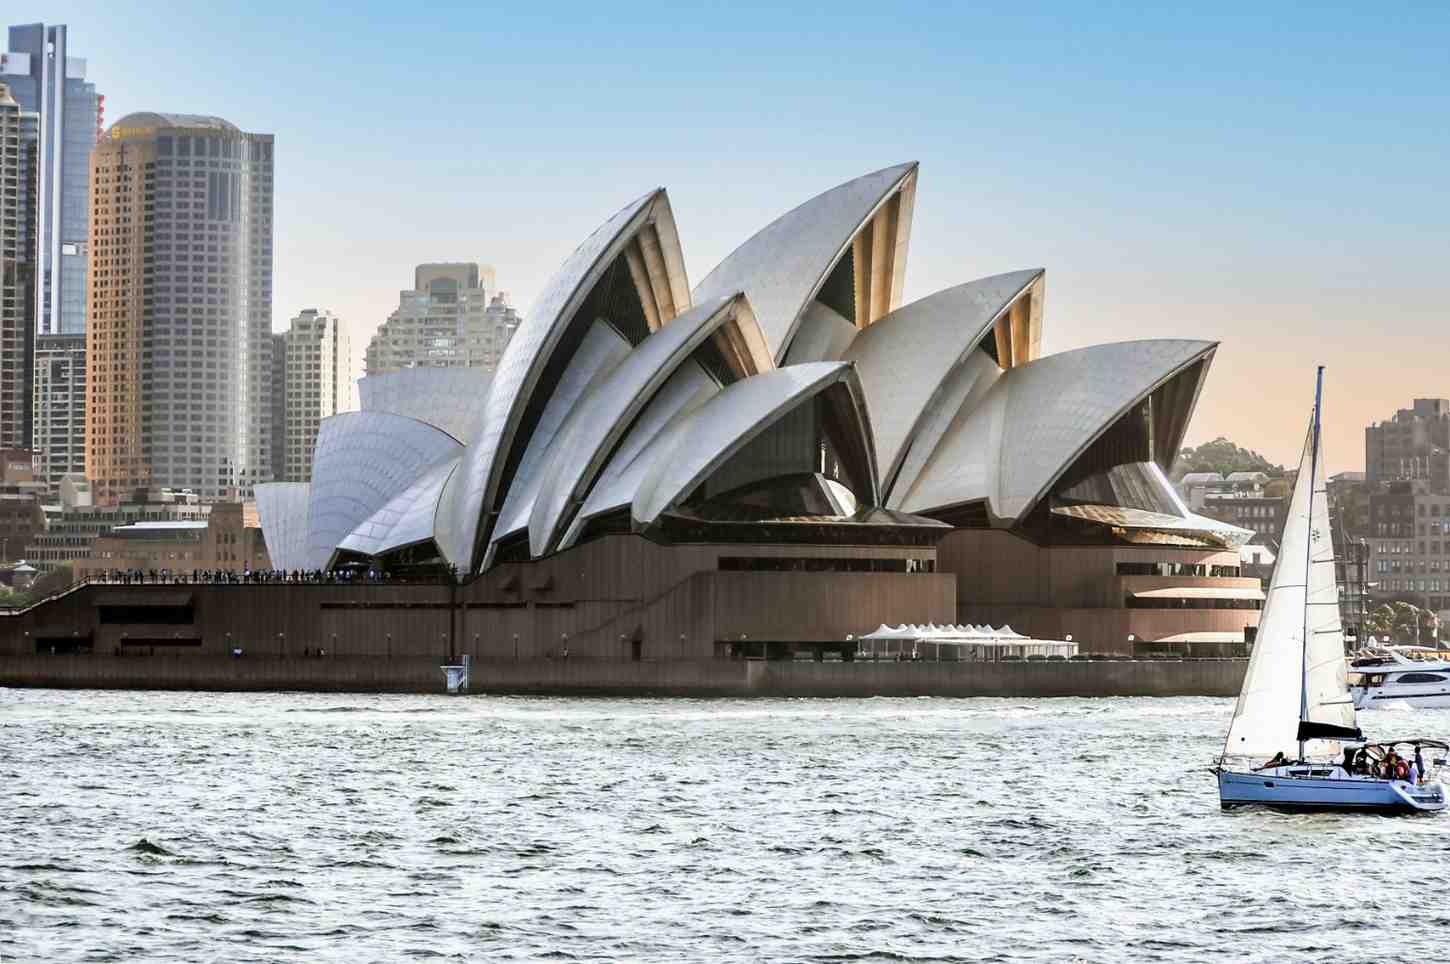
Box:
[0,163,1258,696]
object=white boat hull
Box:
[1353,686,1450,710]
[1218,767,1445,813]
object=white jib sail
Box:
[1221,422,1355,760]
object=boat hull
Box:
[1217,768,1445,813]
[1352,687,1450,710]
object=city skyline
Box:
[15,2,1450,474]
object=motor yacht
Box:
[1349,646,1450,710]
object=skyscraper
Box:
[3,24,101,337]
[282,308,353,482]
[0,82,38,451]
[364,263,519,375]
[1366,399,1450,495]
[87,113,275,505]
[31,333,85,488]
[268,330,286,483]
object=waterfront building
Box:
[86,112,275,505]
[247,163,1258,657]
[31,332,84,489]
[1364,482,1450,617]
[1366,399,1450,495]
[1180,470,1288,546]
[0,497,45,564]
[1178,471,1225,507]
[281,309,353,482]
[0,82,38,451]
[364,263,519,375]
[2,23,101,338]
[73,501,268,579]
[1203,495,1287,545]
[0,449,44,563]
[24,487,209,575]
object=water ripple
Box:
[2,689,1448,961]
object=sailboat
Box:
[1215,368,1447,813]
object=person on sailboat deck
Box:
[1257,751,1289,771]
[1341,747,1357,774]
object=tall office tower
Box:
[3,24,102,337]
[282,308,353,482]
[31,333,85,487]
[87,113,275,505]
[364,263,519,375]
[1366,399,1450,495]
[0,82,39,451]
[268,330,286,483]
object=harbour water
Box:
[3,690,1448,962]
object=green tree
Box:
[1365,600,1440,645]
[1172,437,1286,479]
[1366,604,1396,639]
[27,565,74,599]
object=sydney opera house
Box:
[237,162,1259,660]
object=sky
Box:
[17,1,1450,474]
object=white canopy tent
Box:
[854,623,1077,661]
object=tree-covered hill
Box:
[1172,437,1286,479]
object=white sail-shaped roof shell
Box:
[336,456,458,558]
[437,189,689,571]
[692,163,917,363]
[632,362,878,526]
[305,411,462,569]
[899,339,1216,523]
[254,482,311,571]
[782,301,858,365]
[559,361,722,550]
[845,269,1042,499]
[527,294,764,558]
[487,320,633,562]
[1223,425,1354,758]
[357,367,492,443]
[887,350,1002,510]
[249,165,1235,574]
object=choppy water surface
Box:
[3,691,1450,962]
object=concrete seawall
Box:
[0,655,1246,698]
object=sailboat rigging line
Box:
[1298,365,1325,763]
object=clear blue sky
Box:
[18,1,1450,472]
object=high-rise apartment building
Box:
[268,331,286,483]
[31,332,84,487]
[4,26,101,499]
[364,263,519,375]
[1366,399,1450,495]
[3,24,102,337]
[282,308,353,482]
[0,82,38,451]
[87,113,275,505]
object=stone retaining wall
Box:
[0,655,1245,698]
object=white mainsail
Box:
[1221,421,1355,759]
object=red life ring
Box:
[1395,761,1409,781]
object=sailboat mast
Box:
[1298,365,1325,762]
